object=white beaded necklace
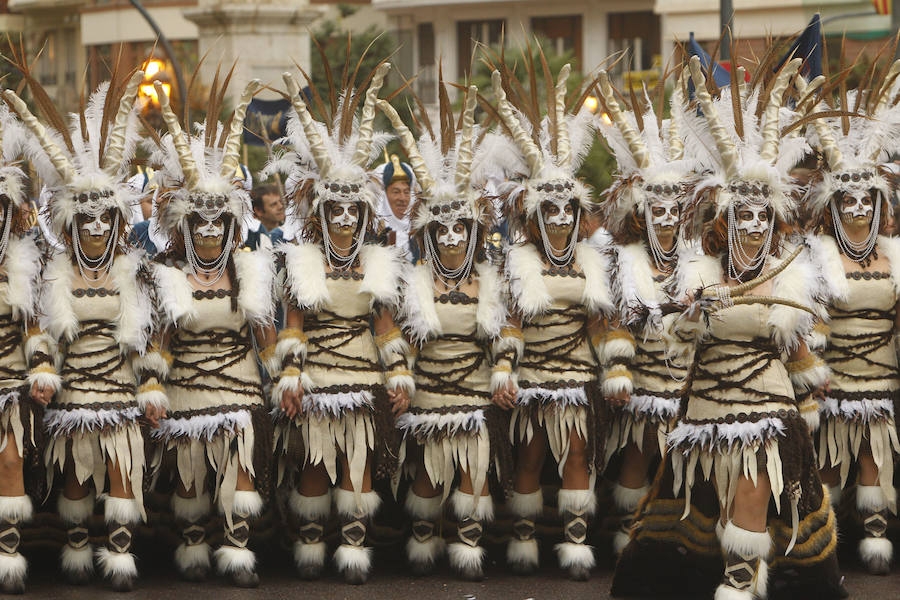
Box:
[726,203,772,282]
[537,206,580,267]
[72,212,119,289]
[831,195,880,263]
[0,204,12,266]
[425,221,477,291]
[644,203,678,272]
[183,219,234,287]
[321,203,367,271]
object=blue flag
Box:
[777,13,822,79]
[687,32,731,96]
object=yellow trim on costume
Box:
[797,397,819,414]
[375,327,403,348]
[259,344,276,363]
[492,362,512,373]
[148,343,174,365]
[813,321,830,335]
[25,325,42,338]
[280,366,302,378]
[785,354,823,374]
[500,326,524,340]
[137,382,165,395]
[29,364,56,375]
[605,329,635,344]
[278,328,309,343]
[387,367,413,379]
[605,366,633,380]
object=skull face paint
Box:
[839,192,874,226]
[649,198,680,229]
[541,199,575,233]
[76,211,114,259]
[192,217,226,249]
[328,201,359,231]
[81,214,112,237]
[436,220,468,255]
[735,204,770,237]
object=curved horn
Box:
[598,70,649,169]
[103,70,143,175]
[221,79,261,178]
[154,80,199,188]
[454,85,477,195]
[688,56,739,180]
[491,70,544,176]
[351,62,391,168]
[666,71,686,161]
[283,72,331,179]
[795,75,843,170]
[3,89,74,184]
[376,99,436,196]
[555,64,572,169]
[759,58,801,163]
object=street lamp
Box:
[138,58,170,108]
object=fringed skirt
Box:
[817,392,900,511]
[151,404,272,519]
[44,400,145,516]
[612,411,843,599]
[510,382,603,478]
[604,390,680,468]
[396,403,512,501]
[273,385,400,499]
[0,387,45,499]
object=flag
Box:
[776,13,823,79]
[687,32,731,98]
[243,97,291,147]
[873,0,890,16]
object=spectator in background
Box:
[127,168,161,256]
[374,153,416,261]
[247,183,285,249]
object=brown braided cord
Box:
[691,335,794,405]
[0,314,24,381]
[519,306,595,380]
[304,310,380,374]
[61,320,132,396]
[169,324,261,397]
[827,306,897,383]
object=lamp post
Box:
[720,0,733,61]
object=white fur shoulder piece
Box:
[151,262,196,326]
[360,243,403,308]
[109,249,154,352]
[878,235,900,297]
[39,252,79,342]
[234,247,276,326]
[3,234,41,319]
[401,262,441,346]
[615,242,661,314]
[672,247,721,298]
[505,243,551,318]
[475,261,508,340]
[808,234,849,304]
[575,241,614,316]
[769,242,818,352]
[282,242,330,311]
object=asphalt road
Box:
[18,548,900,599]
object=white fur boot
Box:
[334,488,381,585]
[554,488,596,581]
[715,522,772,600]
[172,492,211,581]
[506,489,542,575]
[611,483,648,555]
[448,491,493,581]
[404,491,445,575]
[289,490,330,580]
[0,496,32,594]
[98,496,142,592]
[857,485,894,575]
[58,494,95,584]
[215,490,263,588]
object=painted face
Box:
[736,203,771,238]
[436,220,468,255]
[192,217,225,249]
[649,198,680,229]
[839,192,874,225]
[328,201,360,232]
[76,211,114,258]
[541,199,575,233]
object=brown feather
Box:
[310,33,337,121]
[292,59,331,134]
[184,46,211,127]
[538,41,557,154]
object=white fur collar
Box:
[3,235,41,319]
[615,242,663,314]
[359,243,403,308]
[40,249,152,352]
[153,249,275,327]
[506,241,613,318]
[807,234,849,304]
[402,261,508,345]
[878,235,900,296]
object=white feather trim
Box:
[27,369,61,393]
[23,332,55,366]
[614,242,661,318]
[271,373,314,408]
[518,385,588,408]
[490,369,518,394]
[334,488,381,518]
[506,243,552,318]
[45,406,141,436]
[507,538,539,567]
[103,496,142,524]
[450,490,494,521]
[214,545,256,574]
[508,489,543,518]
[0,552,27,582]
[333,544,372,572]
[600,337,636,363]
[303,390,372,417]
[378,334,410,366]
[554,541,595,569]
[789,362,829,392]
[404,491,443,520]
[274,336,307,367]
[821,397,895,424]
[58,494,95,524]
[228,490,263,518]
[576,241,614,315]
[359,243,403,308]
[859,537,893,564]
[624,394,680,420]
[407,536,445,566]
[2,235,41,319]
[282,242,331,310]
[667,417,786,451]
[720,522,773,558]
[768,243,818,352]
[879,234,900,296]
[150,262,197,325]
[39,252,78,342]
[557,488,597,516]
[402,262,442,345]
[233,247,275,326]
[288,490,331,520]
[602,375,633,397]
[95,546,137,578]
[448,543,485,571]
[175,542,211,571]
[293,540,327,568]
[61,545,93,575]
[135,388,168,412]
[132,351,170,381]
[808,235,849,304]
[387,372,415,394]
[396,409,485,438]
[475,262,508,339]
[856,485,892,512]
[171,492,211,522]
[153,409,250,442]
[495,334,524,361]
[0,496,32,522]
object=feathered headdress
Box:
[377,81,496,234]
[489,57,597,219]
[682,55,808,231]
[4,53,143,237]
[0,103,30,211]
[596,69,695,237]
[801,59,900,220]
[268,58,392,221]
[149,70,260,237]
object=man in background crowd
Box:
[247,183,285,249]
[374,153,416,261]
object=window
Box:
[531,16,582,69]
[607,11,661,75]
[37,32,57,86]
[416,23,436,103]
[456,19,504,78]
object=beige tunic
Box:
[0,281,30,457]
